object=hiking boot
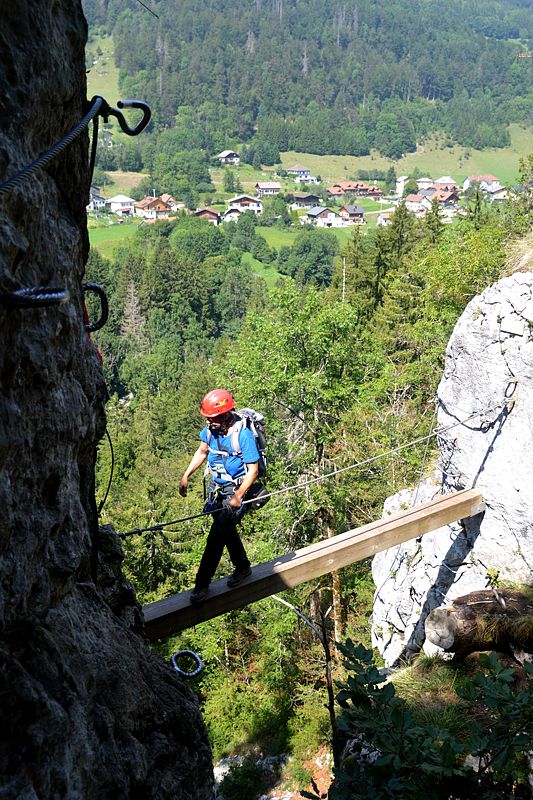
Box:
[227,566,252,588]
[190,586,209,604]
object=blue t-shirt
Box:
[200,424,259,484]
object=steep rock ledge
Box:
[372,270,533,665]
[0,3,213,797]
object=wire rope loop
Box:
[171,650,203,678]
[0,286,70,308]
[83,282,109,332]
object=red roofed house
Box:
[326,185,345,198]
[160,193,185,211]
[463,174,502,193]
[404,194,427,215]
[134,196,173,220]
[433,176,460,193]
[195,207,221,225]
[327,181,383,199]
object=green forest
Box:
[82,0,532,173]
[87,152,533,796]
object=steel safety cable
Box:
[117,397,509,538]
[0,96,105,197]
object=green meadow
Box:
[281,124,532,186]
[86,35,120,105]
[88,221,139,259]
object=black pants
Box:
[194,483,250,590]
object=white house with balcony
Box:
[87,185,106,212]
[256,181,281,197]
[302,206,342,227]
[227,195,263,214]
[217,150,240,165]
[463,174,502,194]
[106,194,135,216]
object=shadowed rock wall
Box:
[0,3,213,797]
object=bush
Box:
[218,760,264,800]
[328,642,533,800]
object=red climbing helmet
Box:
[200,388,236,418]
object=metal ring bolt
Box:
[171,650,203,678]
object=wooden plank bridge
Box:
[143,489,485,641]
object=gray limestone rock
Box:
[372,270,533,666]
[0,3,213,797]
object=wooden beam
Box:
[143,489,484,641]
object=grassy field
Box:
[257,224,356,250]
[86,35,120,110]
[100,171,149,199]
[281,124,532,186]
[89,221,139,259]
[241,252,284,288]
[209,164,278,197]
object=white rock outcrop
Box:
[372,271,533,665]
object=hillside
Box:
[83,0,532,160]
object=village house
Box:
[377,212,393,226]
[222,208,241,223]
[106,194,135,216]
[87,185,106,212]
[326,181,383,199]
[433,176,459,193]
[326,185,345,199]
[405,188,460,218]
[338,204,365,224]
[217,150,240,165]
[256,181,281,197]
[291,192,321,209]
[287,164,311,181]
[463,174,502,194]
[487,186,509,202]
[195,207,221,225]
[295,174,319,185]
[302,206,342,228]
[415,177,434,192]
[227,194,263,214]
[404,194,430,217]
[434,189,460,207]
[134,196,173,220]
[160,193,184,212]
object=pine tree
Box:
[424,198,444,243]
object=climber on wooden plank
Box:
[178,389,260,604]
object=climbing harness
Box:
[0,286,70,308]
[117,396,512,539]
[170,649,203,678]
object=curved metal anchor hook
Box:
[115,100,152,136]
[91,95,151,137]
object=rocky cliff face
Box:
[0,3,213,797]
[372,268,533,666]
